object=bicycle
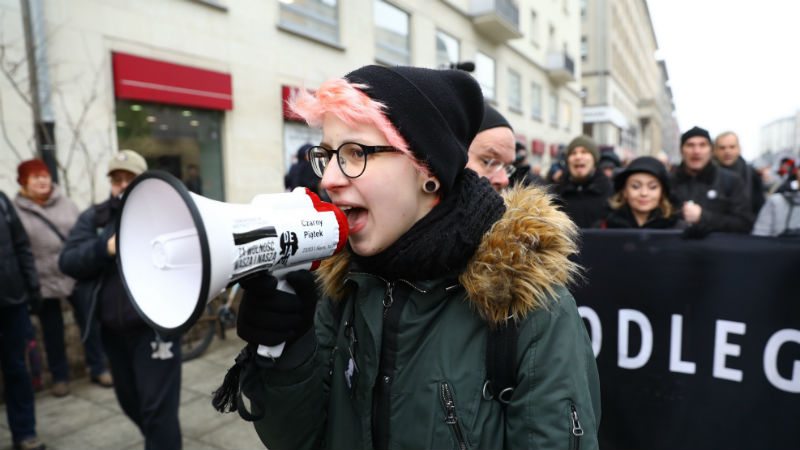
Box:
[180,283,242,362]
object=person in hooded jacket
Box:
[221,65,600,450]
[598,156,683,229]
[14,159,112,397]
[59,150,182,449]
[752,169,800,237]
[554,135,613,227]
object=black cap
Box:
[680,126,712,147]
[613,156,670,197]
[345,65,485,196]
[478,103,512,133]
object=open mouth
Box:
[338,205,368,234]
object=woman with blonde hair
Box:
[599,156,683,229]
[221,65,600,450]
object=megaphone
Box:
[117,170,348,348]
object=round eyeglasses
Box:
[480,158,517,177]
[307,142,399,179]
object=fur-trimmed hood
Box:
[316,184,580,325]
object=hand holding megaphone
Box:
[117,171,348,356]
[236,270,318,358]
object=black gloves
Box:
[236,270,319,347]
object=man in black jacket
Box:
[713,131,765,216]
[0,190,45,450]
[671,127,753,233]
[554,135,613,228]
[59,150,182,449]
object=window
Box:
[116,100,225,200]
[549,91,558,126]
[580,0,587,18]
[279,0,339,46]
[562,101,572,131]
[374,0,410,65]
[474,52,496,101]
[531,82,542,119]
[581,36,588,61]
[530,11,539,46]
[435,30,460,69]
[508,69,522,112]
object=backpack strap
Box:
[483,318,519,407]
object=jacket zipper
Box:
[383,281,394,318]
[440,382,468,450]
[570,402,584,450]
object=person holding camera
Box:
[219,65,600,450]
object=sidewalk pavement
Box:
[1,336,265,450]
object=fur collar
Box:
[316,184,580,325]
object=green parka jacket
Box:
[242,186,601,450]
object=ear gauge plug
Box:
[423,180,439,193]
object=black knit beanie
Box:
[478,103,512,132]
[680,126,711,147]
[344,65,485,196]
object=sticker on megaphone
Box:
[117,171,348,338]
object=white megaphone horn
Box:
[116,171,348,356]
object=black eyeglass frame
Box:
[307,142,399,179]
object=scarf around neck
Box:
[351,170,506,281]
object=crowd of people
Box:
[3,62,798,450]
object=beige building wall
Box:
[581,0,671,160]
[1,0,581,206]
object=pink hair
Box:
[289,78,430,176]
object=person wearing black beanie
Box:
[671,125,753,234]
[466,103,516,192]
[221,65,601,450]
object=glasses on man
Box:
[480,158,516,177]
[307,142,399,179]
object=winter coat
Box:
[670,162,753,233]
[598,205,683,229]
[554,169,613,228]
[0,191,40,308]
[14,184,79,299]
[752,190,800,237]
[718,156,765,216]
[59,197,147,332]
[243,186,601,450]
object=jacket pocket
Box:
[567,400,585,450]
[439,381,470,450]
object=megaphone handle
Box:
[255,278,295,359]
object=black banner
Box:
[573,231,800,450]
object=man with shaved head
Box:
[713,131,765,215]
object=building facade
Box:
[0,0,582,206]
[579,0,675,161]
[759,111,800,163]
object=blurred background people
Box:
[13,159,112,398]
[670,126,753,234]
[60,150,183,449]
[0,189,46,450]
[713,131,765,216]
[554,135,613,227]
[466,103,516,192]
[284,143,320,194]
[597,150,622,181]
[183,163,203,195]
[508,141,543,187]
[599,156,682,229]
[753,165,800,237]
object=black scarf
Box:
[351,170,506,280]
